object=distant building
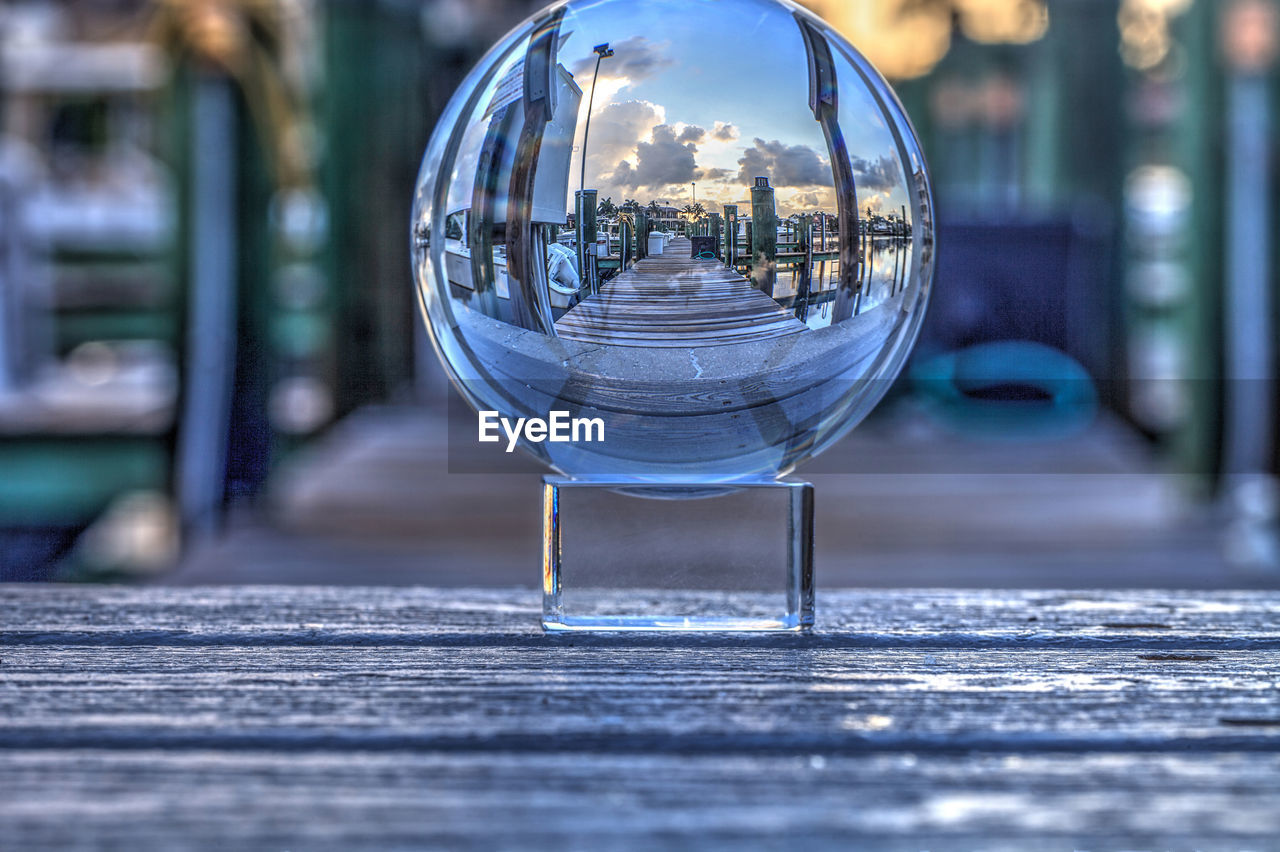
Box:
[649,205,681,229]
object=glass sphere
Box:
[412,0,934,480]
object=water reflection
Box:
[771,237,915,332]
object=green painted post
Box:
[750,176,777,293]
[620,219,632,271]
[580,189,598,293]
[634,210,647,260]
[708,212,722,258]
[1168,2,1221,485]
[723,204,738,268]
[324,0,428,412]
[583,190,599,246]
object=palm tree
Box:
[691,202,706,219]
[622,198,640,214]
[597,197,617,219]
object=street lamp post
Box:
[578,42,613,293]
[580,42,615,195]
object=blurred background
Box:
[1,0,1277,588]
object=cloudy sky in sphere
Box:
[558,0,914,219]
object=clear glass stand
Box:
[542,476,814,632]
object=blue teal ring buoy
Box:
[910,341,1099,440]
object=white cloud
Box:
[712,122,739,142]
[611,123,702,189]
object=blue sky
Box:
[557,0,914,218]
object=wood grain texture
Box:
[2,586,1279,849]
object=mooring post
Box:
[723,204,738,269]
[634,209,647,260]
[578,189,598,294]
[750,176,777,293]
[620,218,632,271]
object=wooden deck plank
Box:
[557,237,808,348]
[3,750,1279,850]
[2,587,1278,849]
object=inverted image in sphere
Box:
[412,0,934,480]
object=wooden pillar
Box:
[620,219,632,271]
[708,212,722,258]
[750,176,777,293]
[723,204,738,268]
[576,189,598,293]
[176,73,238,536]
[634,210,647,260]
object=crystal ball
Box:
[411,0,934,480]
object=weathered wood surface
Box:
[2,586,1279,849]
[556,237,807,347]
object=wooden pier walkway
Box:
[556,238,808,348]
[5,586,1280,849]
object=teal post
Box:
[723,204,738,268]
[577,189,598,293]
[634,210,647,260]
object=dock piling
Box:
[576,189,599,294]
[723,204,738,269]
[750,176,777,294]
